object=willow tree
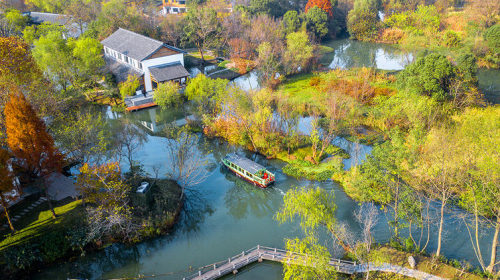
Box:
[5,92,64,219]
[276,187,338,279]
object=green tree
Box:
[70,36,105,86]
[93,0,141,39]
[284,31,314,74]
[118,75,140,99]
[303,6,329,39]
[485,24,500,54]
[32,30,104,91]
[32,30,72,90]
[53,109,112,166]
[250,0,288,17]
[4,8,29,34]
[26,0,68,13]
[185,74,228,117]
[283,10,301,35]
[183,7,221,62]
[347,0,380,41]
[397,53,455,101]
[153,81,182,108]
[256,42,282,85]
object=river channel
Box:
[33,38,500,279]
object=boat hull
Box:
[222,161,273,188]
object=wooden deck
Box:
[126,102,157,111]
[183,245,446,280]
[124,93,157,111]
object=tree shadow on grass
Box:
[0,198,84,252]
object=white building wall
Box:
[141,53,185,92]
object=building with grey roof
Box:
[22,12,84,38]
[101,28,189,94]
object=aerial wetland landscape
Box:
[1,0,500,279]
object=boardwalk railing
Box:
[183,245,446,280]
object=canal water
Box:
[33,38,500,280]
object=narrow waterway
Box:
[33,38,500,279]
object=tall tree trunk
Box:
[0,196,15,232]
[436,193,446,257]
[197,42,205,62]
[42,185,57,219]
[487,217,500,273]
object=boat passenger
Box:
[263,173,268,179]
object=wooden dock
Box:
[183,245,446,280]
[124,93,157,111]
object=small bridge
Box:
[183,245,446,280]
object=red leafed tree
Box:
[305,0,334,18]
[5,91,64,219]
[0,148,16,232]
[229,38,256,60]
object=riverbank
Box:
[0,178,183,279]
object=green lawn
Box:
[0,198,84,253]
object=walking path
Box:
[184,245,446,280]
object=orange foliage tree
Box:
[5,92,64,218]
[0,37,52,144]
[305,0,334,18]
[0,148,16,232]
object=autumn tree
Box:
[76,162,135,241]
[0,148,16,233]
[305,0,333,18]
[0,36,59,145]
[5,92,64,219]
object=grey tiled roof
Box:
[101,28,185,61]
[25,12,70,25]
[149,62,190,82]
[104,55,144,84]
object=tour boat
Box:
[222,153,275,188]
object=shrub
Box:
[40,231,70,262]
[405,237,414,252]
[66,227,91,256]
[379,28,406,44]
[442,30,461,47]
[3,243,42,272]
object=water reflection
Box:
[323,37,412,70]
[478,68,500,104]
[223,168,280,220]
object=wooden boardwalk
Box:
[183,245,446,280]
